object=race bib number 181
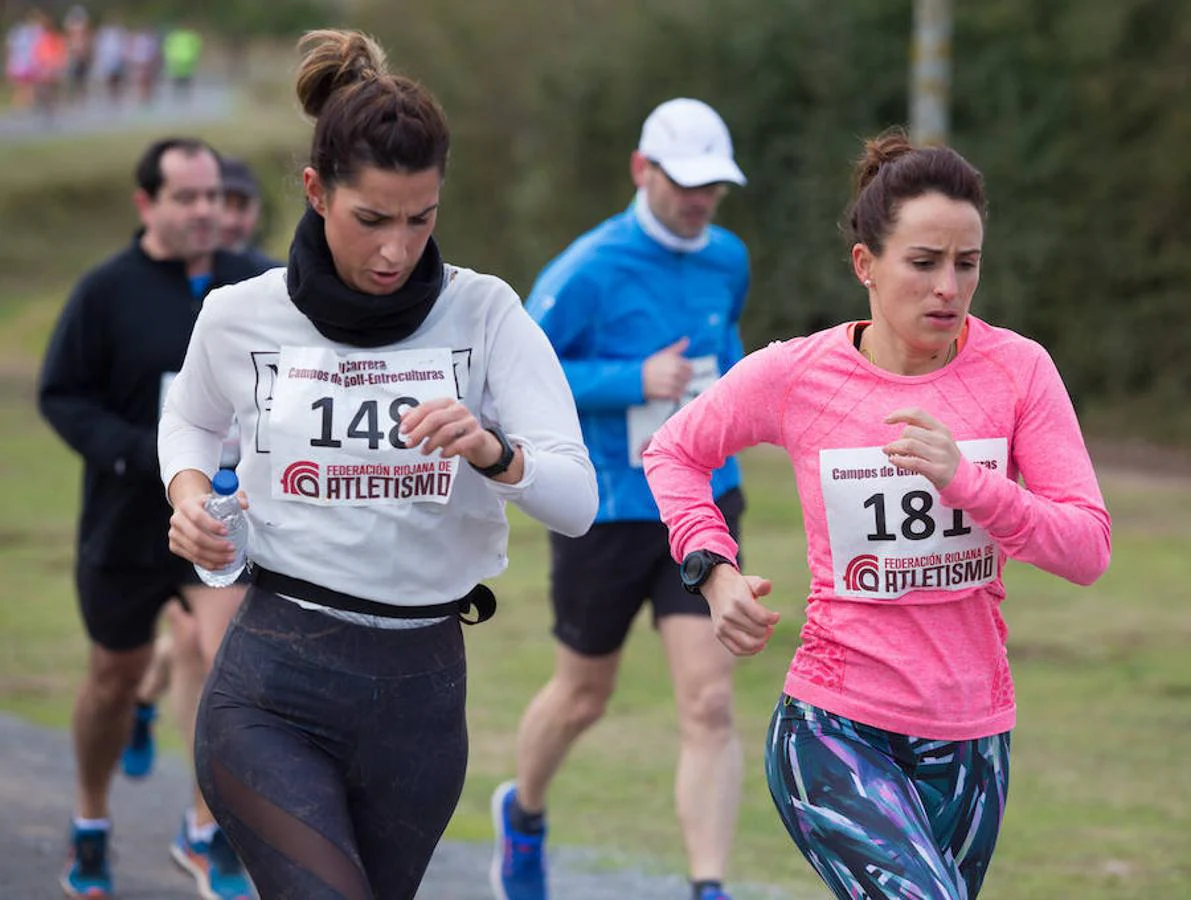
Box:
[820,438,1008,599]
[269,346,459,506]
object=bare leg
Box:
[175,584,245,829]
[135,610,177,705]
[73,643,153,819]
[513,644,621,812]
[164,600,203,822]
[659,614,741,884]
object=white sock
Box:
[73,817,111,832]
[186,808,219,844]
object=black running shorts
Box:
[549,488,744,656]
[75,557,201,651]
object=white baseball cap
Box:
[638,98,747,188]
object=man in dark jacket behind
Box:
[38,135,271,900]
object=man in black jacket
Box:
[117,153,282,831]
[38,136,271,900]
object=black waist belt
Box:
[249,564,496,625]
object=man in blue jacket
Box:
[491,98,750,900]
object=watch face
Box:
[682,553,704,585]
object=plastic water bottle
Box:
[195,469,248,588]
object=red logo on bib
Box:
[280,460,320,498]
[843,554,880,593]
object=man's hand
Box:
[643,337,693,401]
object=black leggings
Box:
[195,587,468,900]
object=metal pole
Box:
[910,0,953,146]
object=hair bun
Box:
[853,126,915,195]
[295,29,390,120]
[843,126,985,253]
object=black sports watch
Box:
[680,549,736,594]
[470,425,516,478]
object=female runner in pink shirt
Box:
[643,129,1111,899]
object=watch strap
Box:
[470,426,516,478]
[681,549,736,594]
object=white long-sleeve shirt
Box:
[160,265,597,609]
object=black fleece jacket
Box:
[38,236,274,568]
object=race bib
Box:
[269,346,459,506]
[820,438,1008,599]
[627,355,718,467]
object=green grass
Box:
[1,288,1188,895]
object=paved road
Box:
[0,714,792,899]
[0,79,235,142]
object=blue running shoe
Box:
[120,702,156,779]
[60,825,113,898]
[170,816,255,900]
[489,780,547,900]
[697,888,733,900]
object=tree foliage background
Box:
[3,0,1186,434]
[351,0,1188,432]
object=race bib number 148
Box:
[269,346,460,506]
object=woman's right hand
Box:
[166,469,246,569]
[701,566,780,656]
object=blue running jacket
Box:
[526,205,750,523]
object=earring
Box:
[863,279,873,287]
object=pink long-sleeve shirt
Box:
[643,316,1111,740]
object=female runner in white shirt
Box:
[159,29,597,900]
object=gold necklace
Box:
[860,337,956,370]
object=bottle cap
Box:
[211,469,239,496]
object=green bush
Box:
[358,0,1188,440]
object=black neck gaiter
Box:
[286,207,444,348]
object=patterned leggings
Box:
[765,696,1010,899]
